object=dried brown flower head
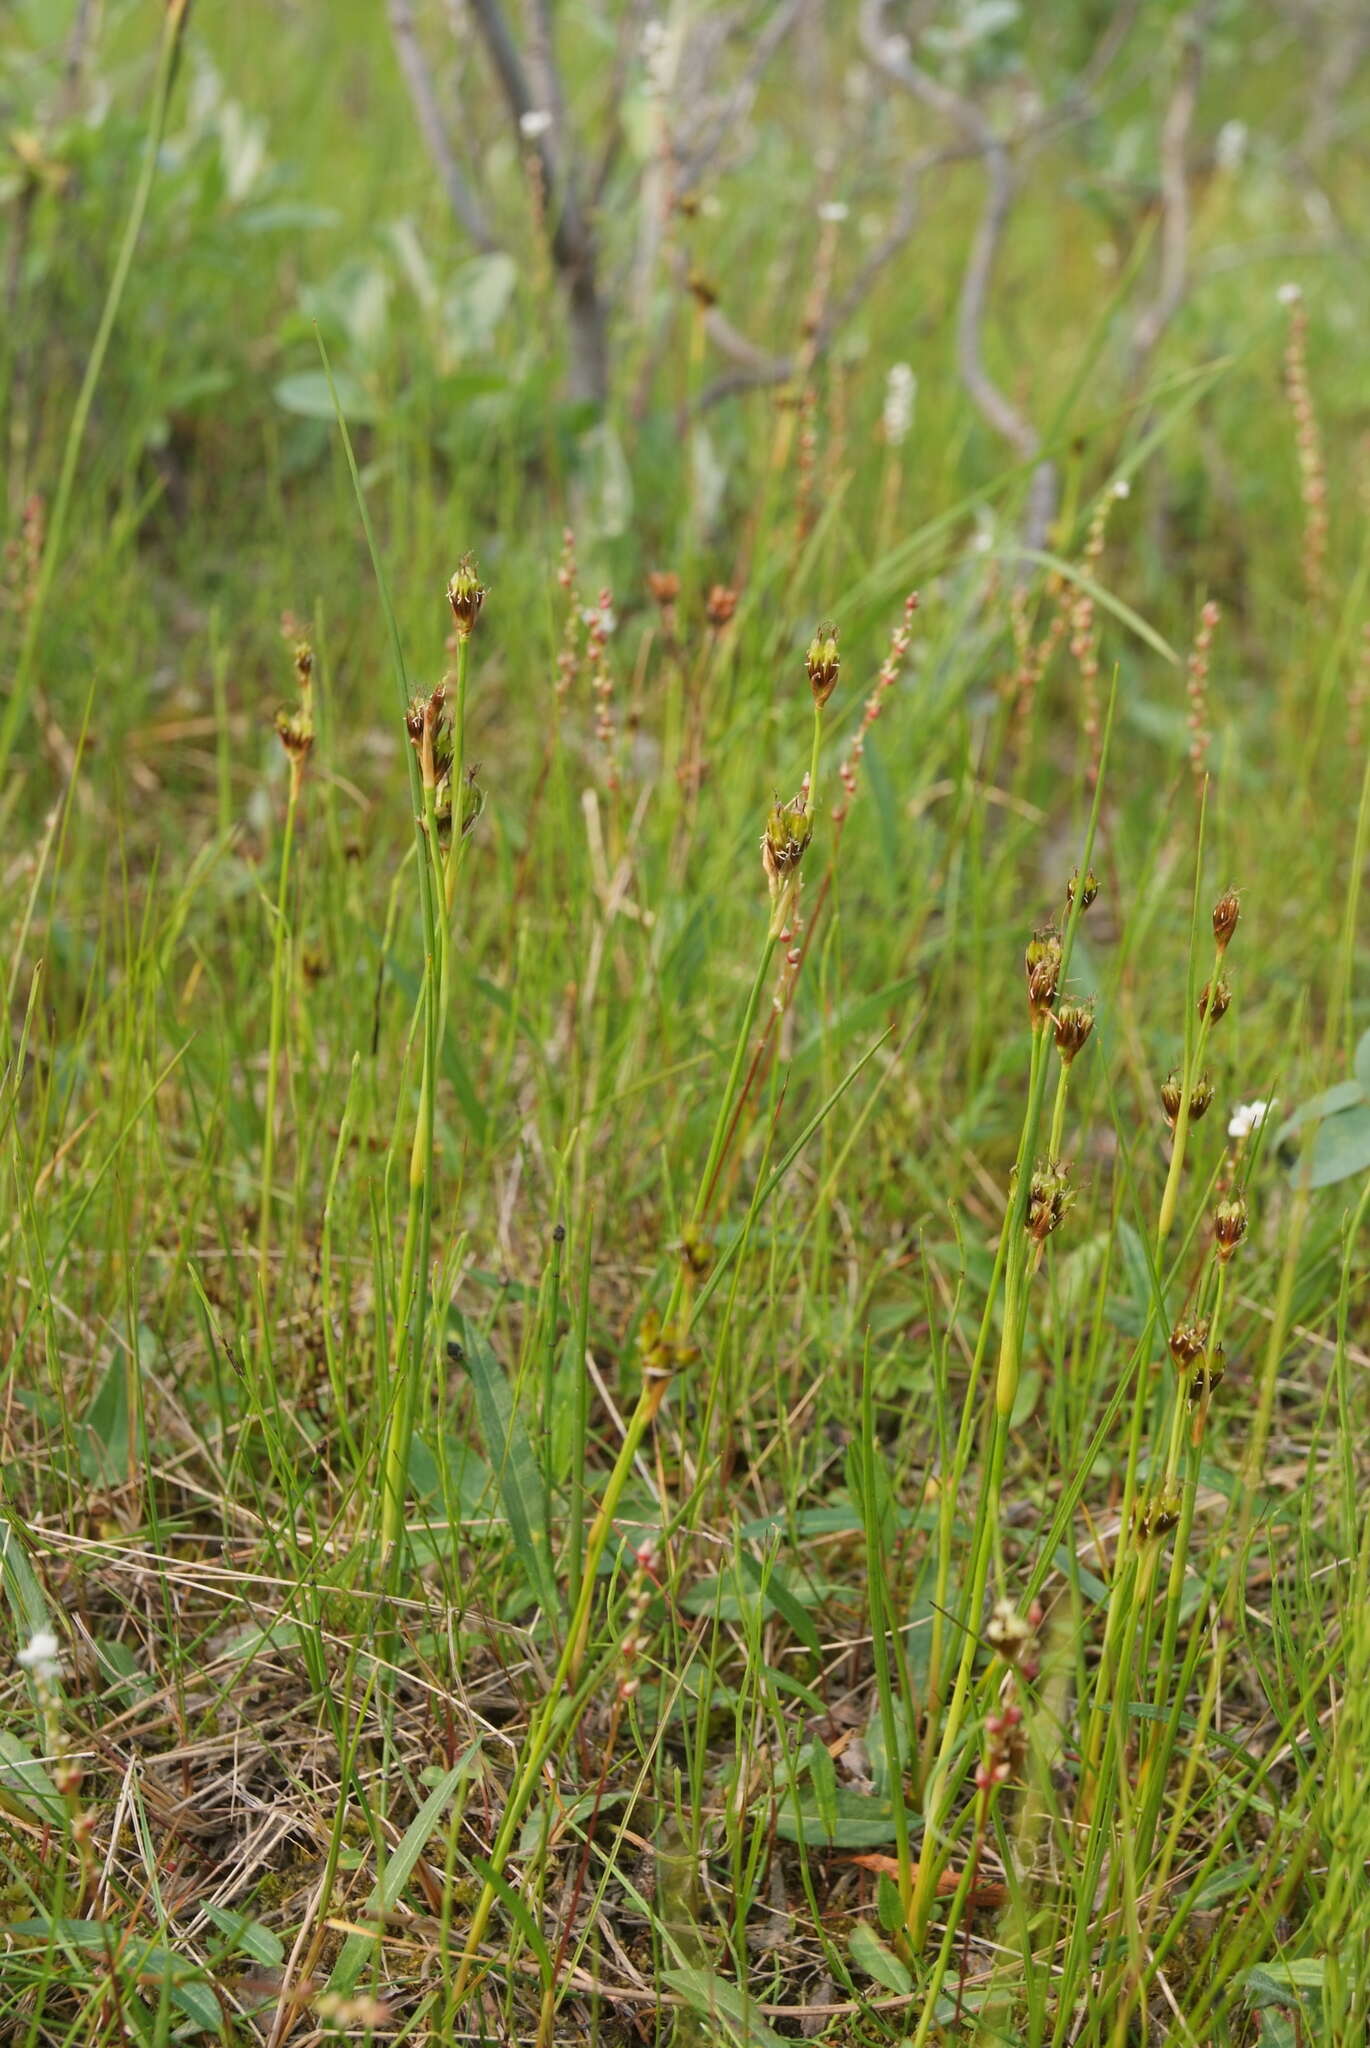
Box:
[1199,979,1231,1023]
[805,623,841,708]
[447,554,486,639]
[1025,926,1063,1019]
[1212,888,1240,952]
[1053,1000,1095,1064]
[1214,1194,1248,1261]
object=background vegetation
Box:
[3,1,1369,2042]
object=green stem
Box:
[257,766,300,1332]
[860,1343,918,1912]
[0,3,188,780]
[380,783,443,1567]
[452,1374,669,2000]
[690,933,779,1239]
[807,698,824,821]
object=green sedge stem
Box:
[257,764,301,1333]
[0,3,188,781]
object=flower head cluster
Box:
[1228,1098,1274,1140]
[446,554,487,640]
[882,363,916,447]
[17,1630,61,1680]
[274,641,315,774]
[833,594,918,823]
[805,623,840,707]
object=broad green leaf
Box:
[661,1965,789,2048]
[326,1759,470,1994]
[452,1318,560,1620]
[1276,1081,1363,1146]
[774,1783,921,1850]
[1355,1028,1370,1094]
[77,1350,130,1484]
[169,1978,224,2035]
[0,1733,65,1823]
[849,1920,913,1995]
[92,1637,154,1706]
[735,1551,822,1657]
[200,1903,284,1967]
[274,369,379,425]
[1306,1103,1370,1189]
[808,1735,839,1837]
[444,252,518,352]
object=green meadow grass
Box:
[3,4,1369,2043]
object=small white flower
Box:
[1276,281,1302,307]
[1112,477,1131,500]
[1215,119,1248,173]
[519,109,553,140]
[883,361,916,447]
[818,200,849,224]
[17,1630,61,1678]
[583,603,616,635]
[1228,1098,1276,1140]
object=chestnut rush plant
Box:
[4,12,1370,2048]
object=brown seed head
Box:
[1189,1073,1215,1123]
[1053,1000,1095,1064]
[1187,1344,1225,1409]
[706,584,738,629]
[275,704,314,763]
[1132,1488,1183,1543]
[1212,888,1240,951]
[1066,868,1099,913]
[1160,1072,1183,1127]
[1214,1194,1248,1260]
[1026,1160,1072,1242]
[1025,926,1063,1019]
[1168,1318,1209,1367]
[680,1223,711,1278]
[447,554,486,639]
[1199,979,1231,1024]
[806,622,841,708]
[984,1599,1037,1667]
[761,793,812,901]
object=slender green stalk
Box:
[257,762,301,1330]
[0,2,189,781]
[859,1342,917,1912]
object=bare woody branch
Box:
[858,0,1038,467]
[387,0,496,252]
[1129,20,1204,377]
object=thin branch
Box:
[465,0,589,275]
[691,157,928,409]
[673,0,810,197]
[387,0,497,251]
[859,0,1036,463]
[1129,20,1204,376]
[462,0,608,403]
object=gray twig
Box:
[387,0,496,252]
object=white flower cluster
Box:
[1228,1099,1275,1140]
[17,1630,62,1680]
[519,109,553,141]
[883,362,916,448]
